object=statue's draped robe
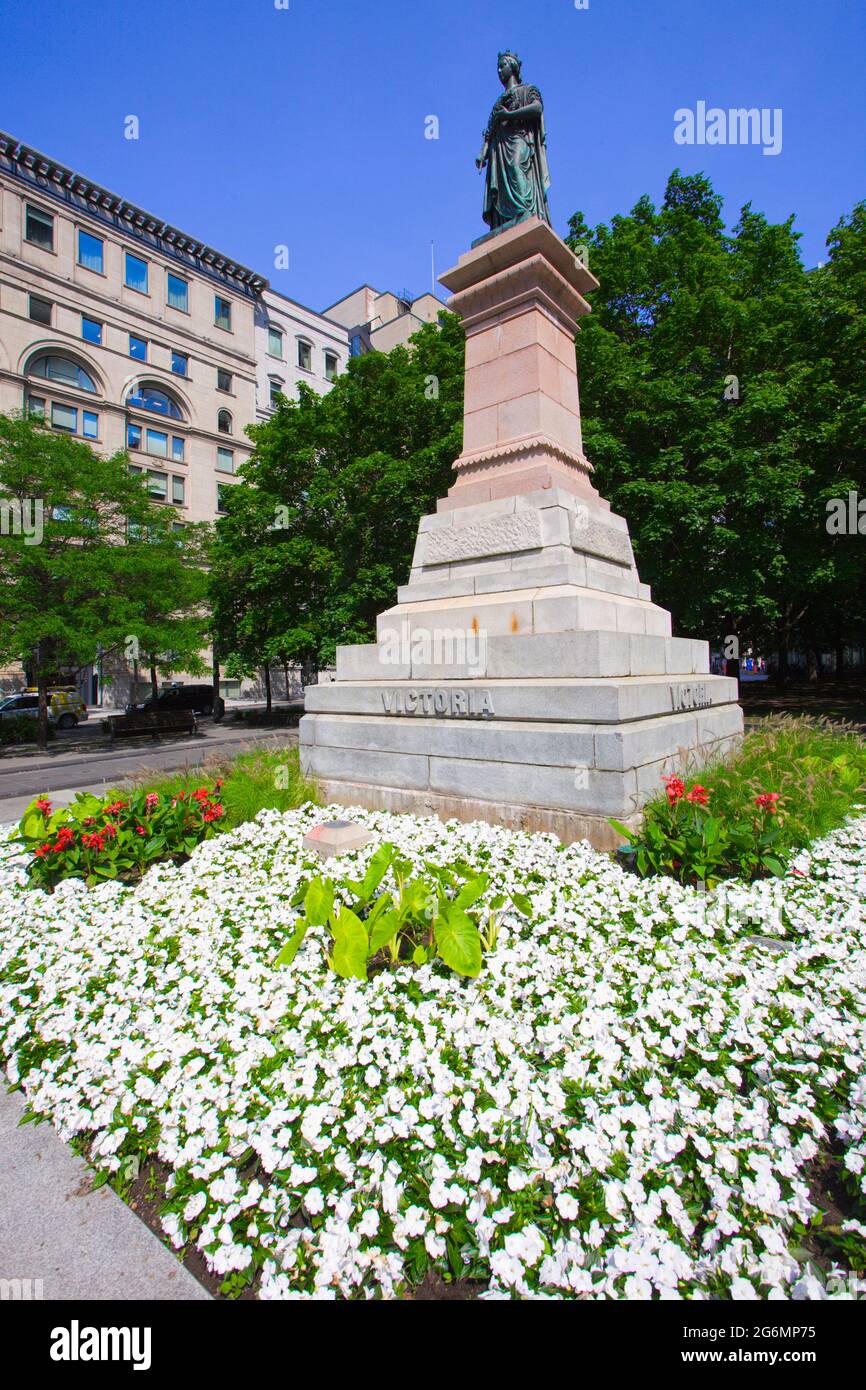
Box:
[482,82,551,230]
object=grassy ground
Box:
[114,744,318,829]
[656,714,866,853]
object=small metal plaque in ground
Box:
[303,820,374,858]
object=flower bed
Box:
[1,803,865,1300]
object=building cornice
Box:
[0,131,269,300]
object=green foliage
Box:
[614,716,866,886]
[209,313,465,671]
[0,412,211,745]
[114,745,317,829]
[612,786,786,889]
[274,843,530,980]
[566,175,866,659]
[15,783,227,890]
[0,714,54,746]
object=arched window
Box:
[27,353,98,393]
[125,382,184,420]
[217,409,233,434]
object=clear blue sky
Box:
[2,0,863,312]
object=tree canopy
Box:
[0,413,210,744]
[566,171,866,667]
[211,312,464,674]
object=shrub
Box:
[0,715,54,747]
[275,843,531,980]
[612,776,788,888]
[15,784,226,890]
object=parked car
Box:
[0,689,88,730]
[126,684,225,720]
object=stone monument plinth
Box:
[300,217,742,849]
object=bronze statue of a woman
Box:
[476,50,552,233]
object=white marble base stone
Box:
[300,493,743,849]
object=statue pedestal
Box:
[300,220,742,849]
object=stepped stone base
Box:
[300,219,744,850]
[311,778,643,854]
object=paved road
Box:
[0,724,299,821]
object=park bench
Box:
[104,709,198,741]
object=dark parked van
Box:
[128,685,225,720]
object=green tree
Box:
[0,413,211,746]
[566,173,865,674]
[210,312,464,676]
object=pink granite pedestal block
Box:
[438,216,603,512]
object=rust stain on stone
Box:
[510,612,520,633]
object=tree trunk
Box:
[835,638,846,680]
[149,658,159,700]
[37,674,49,753]
[807,647,819,683]
[212,641,220,707]
[263,663,272,714]
[776,636,789,689]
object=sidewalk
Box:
[0,1087,209,1300]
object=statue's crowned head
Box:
[497,50,522,82]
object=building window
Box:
[81,316,103,345]
[171,436,185,462]
[166,273,189,312]
[27,396,46,419]
[217,368,232,392]
[267,326,283,358]
[127,423,142,450]
[216,447,234,474]
[129,335,148,361]
[145,429,168,458]
[214,296,232,331]
[349,333,363,357]
[269,380,283,409]
[297,339,312,372]
[171,350,188,377]
[125,384,183,420]
[146,470,168,501]
[217,483,230,513]
[28,354,98,393]
[29,295,52,325]
[172,476,185,505]
[124,252,149,293]
[51,402,78,433]
[217,409,232,434]
[82,410,99,440]
[324,351,338,382]
[77,230,104,273]
[25,204,54,251]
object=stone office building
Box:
[0,131,350,701]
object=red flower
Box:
[755,792,780,814]
[203,803,224,822]
[34,843,51,858]
[685,784,711,806]
[103,822,118,839]
[192,787,210,803]
[35,798,52,816]
[135,825,147,836]
[52,828,75,853]
[82,831,107,852]
[662,775,686,804]
[105,800,127,816]
[145,792,159,810]
[789,867,806,878]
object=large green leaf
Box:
[454,873,490,911]
[329,907,369,979]
[274,917,310,968]
[304,876,334,926]
[434,903,483,978]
